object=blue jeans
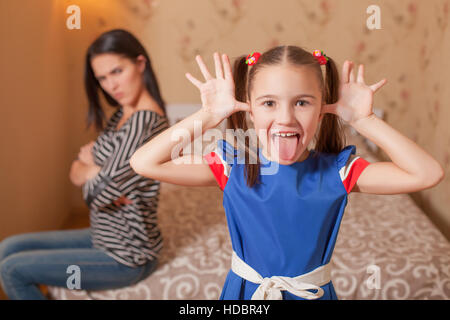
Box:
[0,228,158,300]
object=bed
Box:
[48,125,450,300]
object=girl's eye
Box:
[263,100,275,107]
[296,100,310,107]
[112,68,122,74]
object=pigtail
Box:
[314,56,346,155]
[228,56,261,188]
[228,56,249,131]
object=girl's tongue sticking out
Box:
[271,132,300,161]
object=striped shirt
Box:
[82,108,169,267]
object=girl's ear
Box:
[136,55,147,73]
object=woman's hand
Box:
[322,60,387,126]
[185,52,250,122]
[113,195,133,207]
[69,159,101,187]
[85,163,101,181]
[78,141,96,166]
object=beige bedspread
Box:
[48,131,450,300]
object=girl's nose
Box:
[276,105,296,125]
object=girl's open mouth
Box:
[270,132,301,161]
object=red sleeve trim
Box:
[342,157,371,193]
[204,152,229,191]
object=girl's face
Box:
[91,53,146,107]
[248,64,324,165]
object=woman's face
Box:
[91,53,146,107]
[248,64,324,165]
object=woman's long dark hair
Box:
[229,45,346,188]
[84,29,166,131]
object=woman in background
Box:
[0,29,169,299]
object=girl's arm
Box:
[351,114,444,194]
[131,109,222,186]
[130,53,250,187]
[323,61,444,195]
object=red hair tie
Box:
[246,52,261,66]
[312,49,329,65]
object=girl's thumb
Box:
[236,101,250,112]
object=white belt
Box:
[231,251,331,300]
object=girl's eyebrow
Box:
[95,65,121,79]
[255,94,317,101]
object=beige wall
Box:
[0,0,126,238]
[0,0,449,240]
[0,0,70,238]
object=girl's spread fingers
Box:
[357,64,365,84]
[222,54,233,80]
[370,78,387,92]
[214,52,224,79]
[349,62,355,82]
[342,60,350,83]
[185,73,203,89]
[196,55,213,81]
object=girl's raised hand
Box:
[185,52,250,121]
[322,60,387,125]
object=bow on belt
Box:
[231,251,332,300]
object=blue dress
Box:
[204,139,370,300]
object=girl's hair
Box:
[84,29,166,131]
[228,45,346,188]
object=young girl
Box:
[130,46,444,300]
